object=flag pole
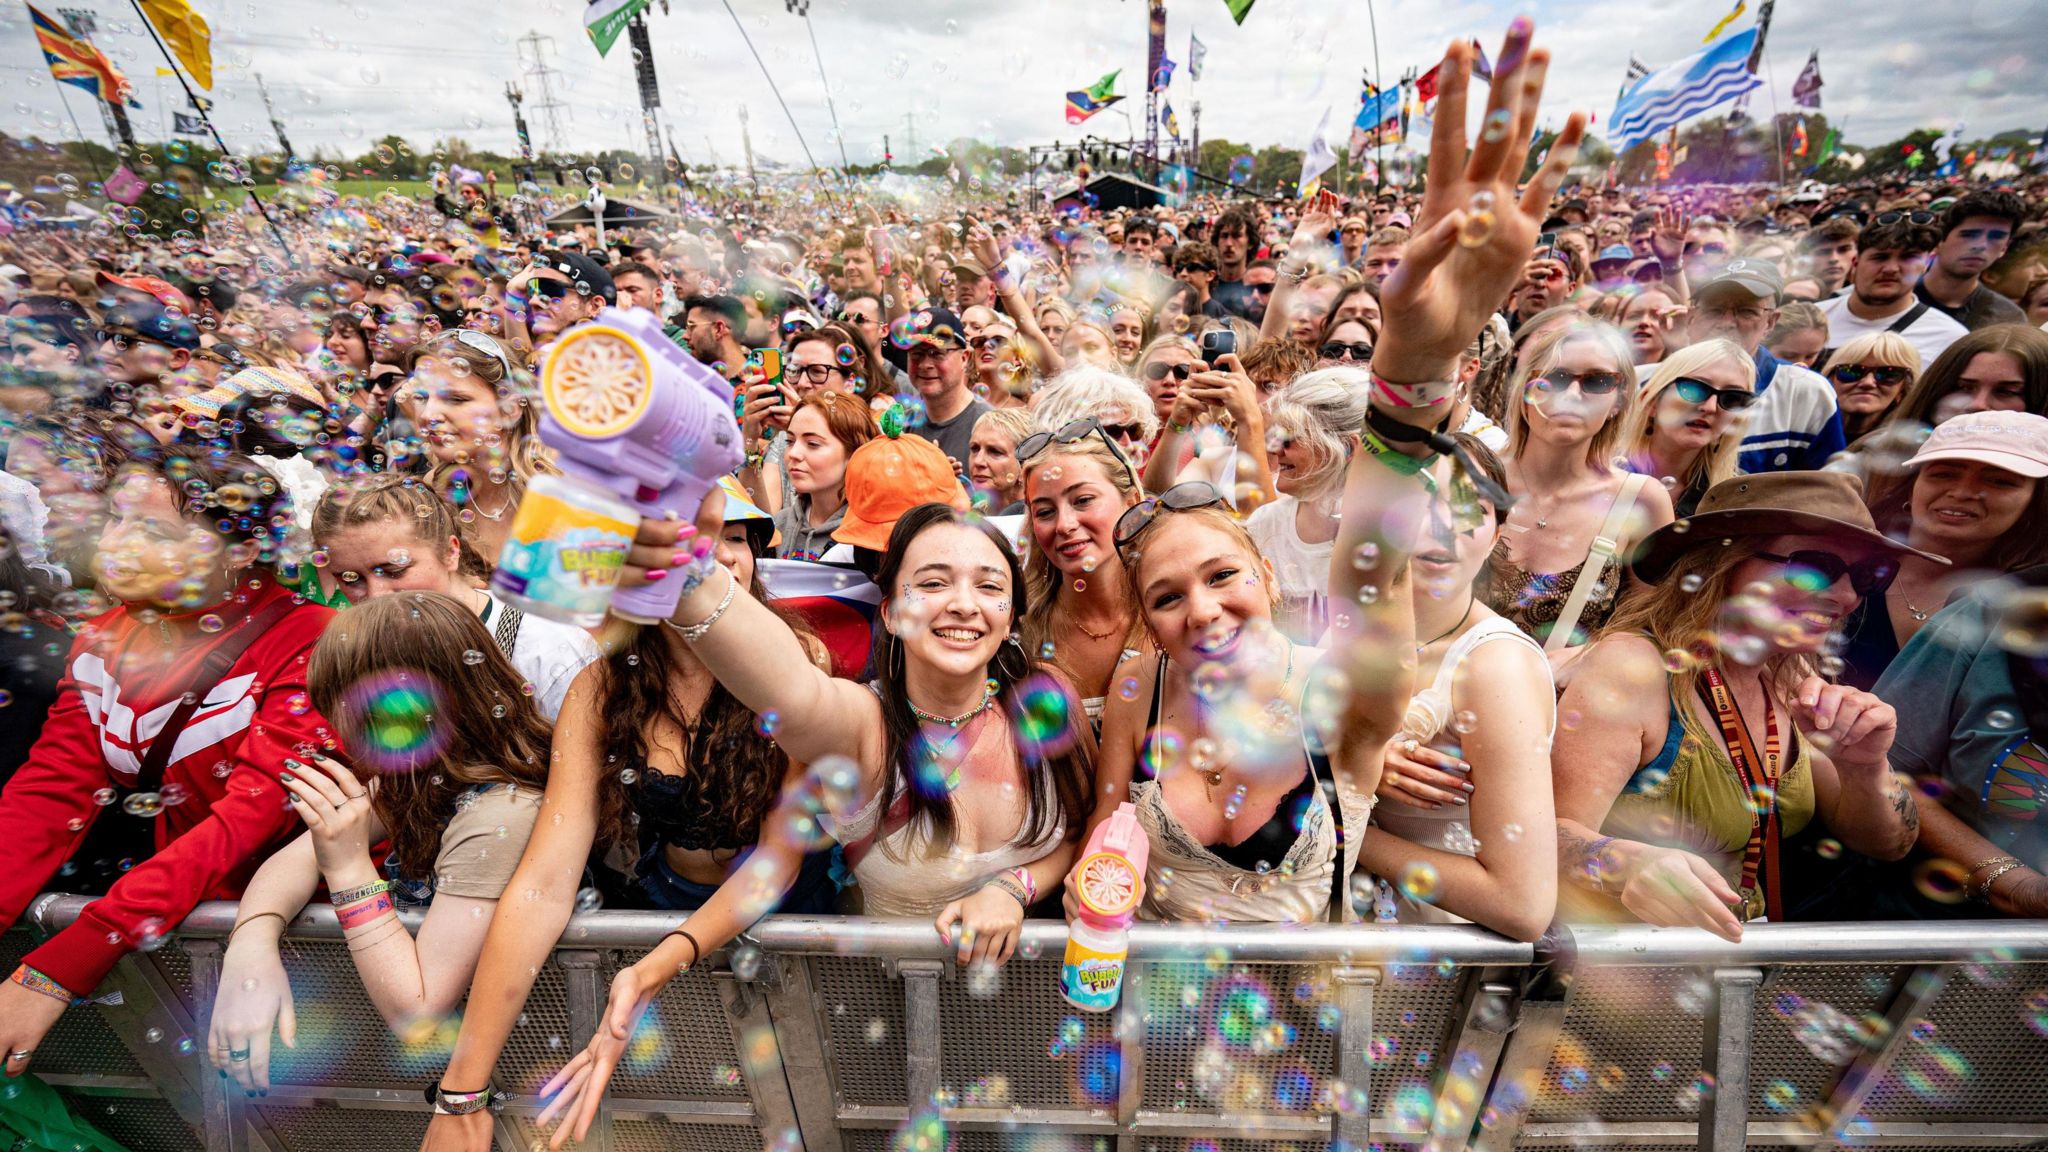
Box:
[122,0,296,268]
[1365,0,1385,190]
[53,85,112,189]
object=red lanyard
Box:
[1696,666,1784,919]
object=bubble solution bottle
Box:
[1060,802,1149,1012]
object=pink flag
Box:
[104,165,147,205]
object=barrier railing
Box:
[14,893,2048,1151]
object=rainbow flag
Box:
[28,4,136,108]
[1066,70,1125,124]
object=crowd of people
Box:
[0,18,2044,1146]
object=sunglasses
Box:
[1753,549,1899,598]
[1683,242,1731,257]
[1017,418,1136,471]
[1873,210,1937,227]
[1176,262,1215,274]
[1533,368,1626,395]
[1250,282,1277,294]
[968,334,1012,352]
[1144,361,1193,382]
[1670,377,1758,411]
[529,276,580,300]
[1319,341,1374,362]
[1114,481,1226,551]
[1827,363,1913,389]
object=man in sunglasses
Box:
[1171,241,1221,317]
[1915,191,2028,332]
[1682,259,1846,475]
[1817,215,1967,369]
[514,250,616,346]
[95,300,199,421]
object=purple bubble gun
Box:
[521,307,742,625]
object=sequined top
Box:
[1481,535,1623,647]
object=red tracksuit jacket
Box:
[0,576,333,993]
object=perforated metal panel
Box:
[939,952,1113,1112]
[848,1132,1114,1152]
[1858,961,2048,1125]
[2,929,149,1079]
[1133,961,1340,1116]
[1744,964,1892,1122]
[501,1113,769,1151]
[259,1103,430,1152]
[817,953,908,1105]
[603,949,752,1102]
[260,936,477,1088]
[1369,962,1465,1105]
[54,1094,197,1152]
[1529,968,1707,1123]
[149,938,197,1008]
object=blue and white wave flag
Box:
[1610,27,1761,151]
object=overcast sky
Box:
[0,0,2041,173]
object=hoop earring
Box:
[997,633,1031,683]
[888,632,907,682]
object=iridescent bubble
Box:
[123,792,163,818]
[835,343,858,367]
[1913,858,1970,904]
[1209,976,1275,1052]
[1139,727,1183,778]
[1458,190,1497,248]
[1397,861,1440,903]
[339,670,449,772]
[2023,989,2048,1039]
[93,787,118,806]
[1009,673,1076,758]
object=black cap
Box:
[903,306,966,349]
[102,300,200,350]
[534,250,617,305]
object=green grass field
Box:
[246,179,439,200]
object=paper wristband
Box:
[335,893,397,932]
[1370,373,1456,409]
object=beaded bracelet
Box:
[423,1082,501,1116]
[336,892,396,932]
[329,880,391,908]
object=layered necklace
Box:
[910,679,1002,793]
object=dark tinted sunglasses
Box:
[1754,549,1899,598]
[1827,363,1914,389]
[529,276,576,300]
[1534,368,1626,395]
[1144,361,1193,382]
[1671,377,1757,411]
[1250,282,1277,294]
[1114,481,1227,551]
[1016,418,1134,471]
[1873,210,1937,227]
[1319,341,1374,362]
[1176,262,1215,274]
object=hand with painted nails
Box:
[277,753,377,876]
[1378,736,1473,809]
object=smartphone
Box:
[869,227,893,277]
[1536,231,1558,248]
[1199,329,1237,368]
[748,348,784,389]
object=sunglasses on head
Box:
[1319,341,1374,362]
[1670,377,1757,410]
[1753,548,1899,598]
[1827,363,1914,389]
[1533,368,1626,395]
[1873,210,1937,227]
[1016,418,1135,471]
[1114,481,1227,551]
[1144,361,1193,382]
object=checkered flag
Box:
[784,0,808,14]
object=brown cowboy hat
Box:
[1629,471,1948,584]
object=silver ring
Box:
[1400,739,1419,754]
[345,791,368,800]
[229,1049,251,1062]
[7,1049,31,1060]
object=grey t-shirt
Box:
[915,394,992,475]
[1916,280,2028,332]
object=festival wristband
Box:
[10,964,73,1005]
[1006,867,1038,904]
[329,880,390,907]
[985,875,1030,909]
[1360,429,1429,476]
[424,1083,501,1116]
[1369,372,1456,410]
[335,893,396,932]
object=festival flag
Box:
[756,559,879,680]
[1298,106,1337,197]
[1227,153,1254,184]
[1790,117,1809,157]
[103,165,147,205]
[1162,100,1180,139]
[1471,40,1493,81]
[1151,56,1176,93]
[1223,0,1254,27]
[173,111,206,136]
[1348,85,1403,161]
[137,0,212,90]
[583,0,652,57]
[29,5,137,108]
[1791,49,1822,109]
[1188,32,1207,80]
[1704,0,1747,42]
[1065,69,1124,124]
[1608,27,1762,150]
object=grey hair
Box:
[1267,367,1370,503]
[1031,364,1161,443]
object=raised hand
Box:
[1374,18,1586,392]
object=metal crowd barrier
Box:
[14,893,2048,1151]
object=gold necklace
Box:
[1064,604,1119,641]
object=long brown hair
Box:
[1887,324,2048,430]
[306,591,551,878]
[1864,461,2048,574]
[1595,537,1815,703]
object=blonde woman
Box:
[1621,339,1758,518]
[1018,421,1148,731]
[1139,335,1275,507]
[1246,369,1370,644]
[1484,315,1673,651]
[1031,364,1160,469]
[1820,332,1922,445]
[402,328,552,564]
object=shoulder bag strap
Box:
[1885,301,1930,335]
[1296,678,1347,924]
[134,596,303,793]
[1544,473,1652,654]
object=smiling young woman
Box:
[1620,339,1758,518]
[399,330,551,564]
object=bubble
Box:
[1458,190,1497,248]
[1009,674,1076,757]
[340,670,449,771]
[123,792,164,818]
[835,343,858,367]
[144,1027,163,1044]
[1913,857,1970,904]
[1350,542,1380,571]
[1210,976,1276,1053]
[1139,728,1183,777]
[93,787,118,806]
[1816,837,1842,860]
[2024,989,2048,1039]
[1662,647,1697,674]
[1449,710,1478,735]
[1987,708,2017,731]
[1680,573,1705,593]
[1117,677,1140,701]
[462,649,486,666]
[574,887,602,913]
[160,783,189,807]
[1397,861,1440,903]
[286,691,313,716]
[619,768,638,784]
[198,614,225,633]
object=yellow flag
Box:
[138,0,213,90]
[1704,0,1746,42]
